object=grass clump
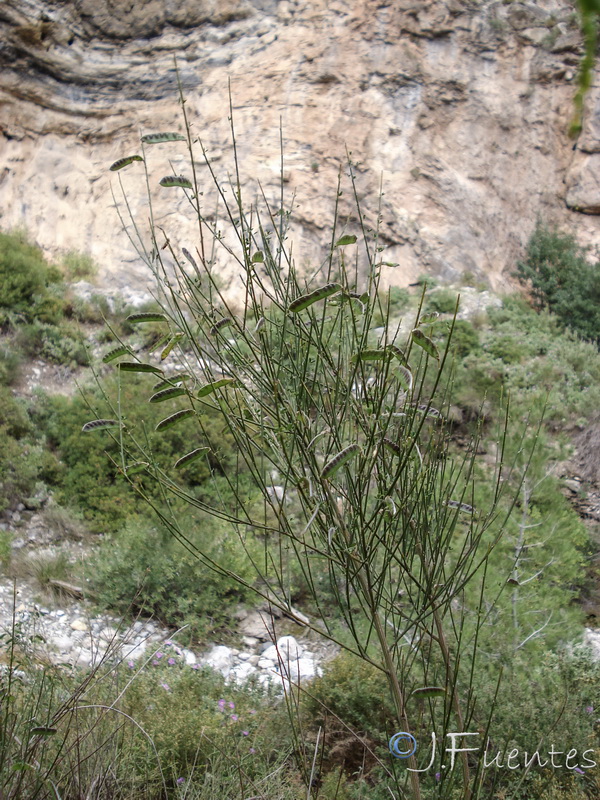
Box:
[0,613,301,800]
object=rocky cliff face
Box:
[0,0,596,293]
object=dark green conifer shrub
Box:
[516,223,600,342]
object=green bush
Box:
[0,618,297,800]
[485,332,527,363]
[61,250,97,280]
[0,344,21,386]
[306,652,393,737]
[91,514,258,637]
[0,390,49,512]
[15,321,89,366]
[0,230,62,323]
[516,222,600,342]
[425,287,458,314]
[372,286,411,326]
[471,646,600,799]
[447,319,480,358]
[36,373,249,532]
[0,397,53,514]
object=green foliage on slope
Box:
[515,222,600,343]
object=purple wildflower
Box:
[435,772,441,783]
[228,701,235,709]
[165,641,172,647]
[155,651,163,659]
[574,767,585,775]
[168,657,176,665]
[242,730,249,736]
[161,682,170,691]
[127,660,134,669]
[176,777,185,784]
[152,660,160,666]
[218,699,226,709]
[191,663,200,670]
[249,748,256,754]
[586,705,594,714]
[231,714,239,722]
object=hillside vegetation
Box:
[0,218,600,799]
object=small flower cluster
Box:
[125,641,203,696]
[216,698,257,751]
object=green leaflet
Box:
[125,461,149,475]
[161,333,184,360]
[289,283,342,313]
[419,311,440,324]
[334,234,357,247]
[174,447,210,469]
[251,251,264,263]
[159,175,193,189]
[197,378,237,398]
[387,344,409,367]
[141,132,185,144]
[182,248,198,270]
[102,345,131,363]
[321,444,361,479]
[126,312,168,324]
[148,333,171,355]
[150,385,187,403]
[81,419,119,433]
[410,686,446,699]
[341,290,369,304]
[156,409,195,432]
[118,362,163,374]
[351,349,389,364]
[149,386,187,403]
[446,499,475,514]
[413,403,443,420]
[210,318,232,335]
[396,365,413,392]
[109,155,143,171]
[382,438,401,456]
[411,328,439,360]
[29,727,57,738]
[10,763,35,773]
[152,373,191,391]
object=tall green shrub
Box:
[0,230,62,323]
[515,222,600,342]
[85,94,543,800]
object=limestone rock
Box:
[182,648,197,666]
[231,661,256,681]
[204,644,234,676]
[566,153,600,215]
[288,656,320,681]
[0,0,592,294]
[584,627,600,661]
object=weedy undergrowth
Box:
[0,586,168,799]
[86,78,536,800]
